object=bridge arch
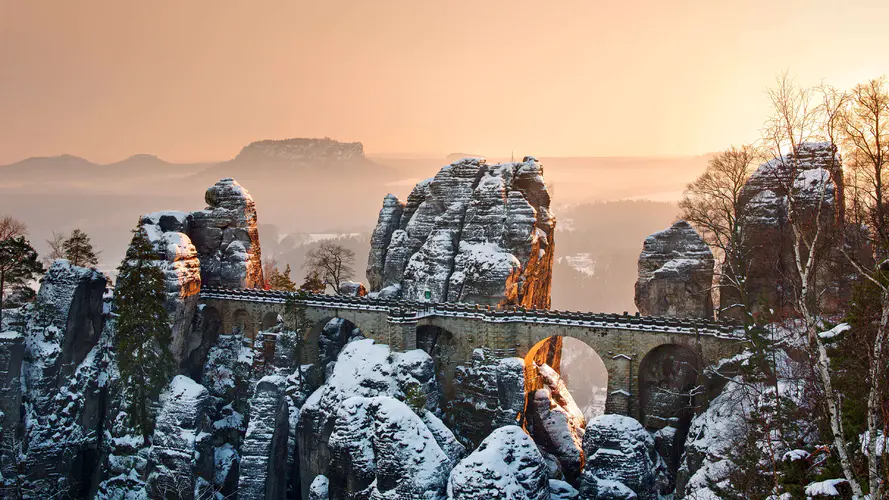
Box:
[232,308,254,340]
[415,324,459,403]
[261,311,281,331]
[524,336,608,421]
[199,305,222,338]
[637,343,701,430]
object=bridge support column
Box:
[604,353,633,417]
[386,318,417,352]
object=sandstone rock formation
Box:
[238,375,289,500]
[722,141,847,317]
[366,157,555,307]
[526,363,586,483]
[297,339,444,499]
[0,332,24,496]
[191,178,264,289]
[139,211,203,371]
[634,220,714,318]
[448,349,526,448]
[233,137,365,164]
[579,415,666,500]
[447,425,550,500]
[146,375,214,498]
[327,396,453,499]
[20,260,108,495]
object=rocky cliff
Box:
[366,157,555,308]
[233,138,365,164]
[634,220,714,318]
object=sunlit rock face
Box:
[19,260,108,495]
[722,142,847,317]
[579,415,666,500]
[447,425,550,500]
[526,363,586,483]
[191,178,264,289]
[634,220,714,318]
[366,157,555,308]
[138,211,203,371]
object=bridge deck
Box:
[200,286,744,339]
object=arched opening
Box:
[415,324,459,405]
[638,344,701,481]
[261,311,281,331]
[200,306,222,338]
[523,336,608,484]
[232,309,253,340]
[302,317,366,387]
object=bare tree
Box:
[262,255,278,289]
[762,74,864,496]
[679,145,758,326]
[303,241,355,294]
[0,216,26,241]
[43,232,67,267]
[838,77,889,497]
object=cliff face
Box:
[366,157,555,308]
[634,220,714,318]
[232,138,365,164]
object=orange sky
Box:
[1,0,888,164]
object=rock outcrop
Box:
[191,178,264,289]
[0,332,24,496]
[20,260,108,496]
[579,415,665,500]
[146,375,214,499]
[634,220,714,318]
[327,396,453,499]
[448,349,526,448]
[138,211,203,371]
[722,142,847,317]
[366,157,555,308]
[297,339,444,499]
[238,375,289,500]
[447,425,550,500]
[526,363,586,483]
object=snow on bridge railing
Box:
[199,286,745,338]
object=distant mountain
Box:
[446,152,485,161]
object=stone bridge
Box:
[198,286,745,424]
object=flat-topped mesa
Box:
[191,178,264,289]
[366,156,555,308]
[233,137,365,163]
[635,220,714,318]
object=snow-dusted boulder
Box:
[317,318,365,382]
[447,425,549,500]
[526,363,586,482]
[579,415,663,500]
[367,157,555,308]
[327,396,453,499]
[634,220,713,318]
[137,211,203,372]
[550,479,580,499]
[297,339,444,499]
[21,260,109,494]
[238,375,289,500]
[338,281,367,297]
[190,178,264,289]
[146,375,214,499]
[309,474,330,500]
[448,348,526,447]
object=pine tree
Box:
[0,236,44,325]
[62,228,99,268]
[299,271,326,294]
[114,227,174,442]
[269,264,297,291]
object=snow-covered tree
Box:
[0,236,44,324]
[61,228,99,268]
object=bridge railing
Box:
[199,286,745,337]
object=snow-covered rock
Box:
[238,375,289,500]
[20,260,109,495]
[190,178,264,289]
[367,157,555,308]
[136,211,203,372]
[526,363,586,482]
[447,425,549,500]
[327,396,453,499]
[579,415,664,500]
[448,348,526,447]
[297,339,444,499]
[309,474,330,500]
[146,375,213,499]
[0,331,24,495]
[634,220,714,318]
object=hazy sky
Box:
[1,0,888,164]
